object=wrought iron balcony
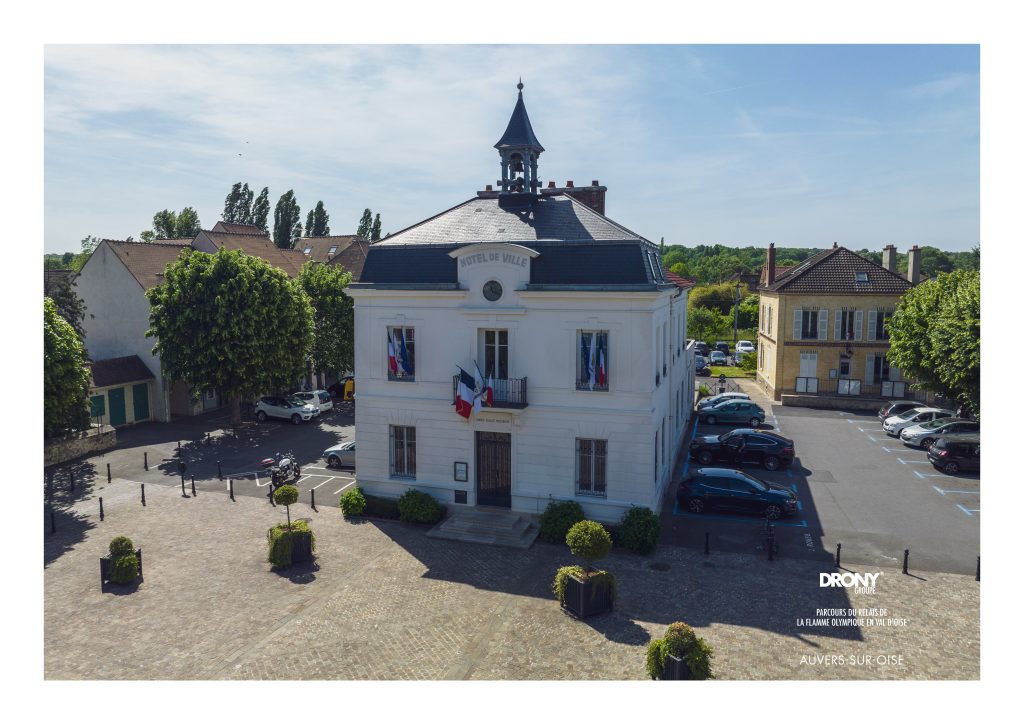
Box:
[451,376,528,409]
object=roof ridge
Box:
[105,238,191,247]
[771,246,840,290]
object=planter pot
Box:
[663,653,693,680]
[290,531,313,563]
[100,549,143,586]
[560,572,614,619]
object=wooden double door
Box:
[475,431,511,508]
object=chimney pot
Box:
[882,244,898,272]
[591,180,599,186]
[766,243,777,285]
[906,245,922,284]
[548,181,556,188]
[485,184,492,192]
[566,180,574,188]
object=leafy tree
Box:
[371,213,382,241]
[669,261,692,278]
[887,270,980,416]
[688,305,728,342]
[222,182,254,224]
[736,293,760,330]
[273,191,302,249]
[223,182,244,222]
[44,297,91,438]
[252,187,271,234]
[47,276,87,340]
[689,282,746,315]
[146,247,314,424]
[356,208,373,239]
[145,207,201,240]
[297,261,354,377]
[304,201,330,237]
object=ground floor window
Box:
[575,438,607,497]
[389,425,416,478]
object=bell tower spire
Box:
[494,80,544,195]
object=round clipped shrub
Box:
[273,484,299,508]
[538,499,585,544]
[618,506,661,554]
[565,520,612,568]
[646,622,714,680]
[339,487,367,517]
[397,489,443,524]
[109,551,139,584]
[109,535,134,557]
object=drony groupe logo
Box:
[820,571,881,594]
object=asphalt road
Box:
[663,389,980,576]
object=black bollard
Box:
[270,486,276,506]
[50,508,56,534]
[181,478,187,498]
[107,463,112,483]
[69,469,75,493]
[902,548,909,575]
[976,556,980,582]
[835,542,842,568]
[229,478,235,502]
[217,460,223,481]
[191,476,197,496]
[47,473,53,502]
[704,531,709,556]
[311,488,317,512]
[144,451,148,471]
[99,497,104,521]
[177,440,181,455]
[141,483,146,506]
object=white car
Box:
[735,340,755,356]
[697,391,750,410]
[899,418,979,448]
[323,441,356,468]
[882,407,955,437]
[255,395,318,424]
[292,389,333,414]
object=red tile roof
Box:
[104,240,191,290]
[663,267,696,289]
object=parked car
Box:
[255,396,318,424]
[698,399,766,427]
[677,467,798,520]
[328,376,355,401]
[697,391,750,410]
[735,340,755,357]
[899,418,979,449]
[693,341,710,357]
[695,356,712,377]
[714,341,731,356]
[288,394,320,417]
[927,435,980,475]
[882,407,955,436]
[292,389,333,414]
[878,400,921,422]
[709,350,728,366]
[323,440,356,468]
[689,429,795,471]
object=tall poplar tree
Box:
[371,213,382,241]
[304,201,331,237]
[273,191,302,249]
[356,208,373,239]
[252,187,270,233]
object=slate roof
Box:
[375,195,646,247]
[89,355,155,388]
[759,246,913,295]
[104,240,191,290]
[494,87,544,152]
[296,235,364,264]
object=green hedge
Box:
[618,506,661,554]
[363,493,402,520]
[109,535,134,557]
[397,489,444,524]
[339,487,367,517]
[538,499,585,544]
[109,552,139,583]
[645,622,714,680]
[267,520,315,569]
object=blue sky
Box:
[43,44,979,254]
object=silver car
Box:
[900,418,979,448]
[697,391,750,410]
[323,441,356,468]
[882,407,955,436]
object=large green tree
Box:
[304,201,330,237]
[141,207,201,241]
[273,191,302,249]
[736,292,760,330]
[297,261,354,377]
[371,213,382,241]
[44,297,91,438]
[252,187,271,233]
[356,208,373,239]
[146,247,314,423]
[887,270,980,416]
[222,182,255,224]
[689,282,747,315]
[47,276,87,340]
[687,305,729,342]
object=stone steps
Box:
[426,508,539,549]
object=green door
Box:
[132,383,150,422]
[108,387,127,426]
[90,394,106,421]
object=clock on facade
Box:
[483,280,503,301]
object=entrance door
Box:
[108,387,127,426]
[132,383,150,422]
[476,431,511,508]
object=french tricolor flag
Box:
[597,337,606,387]
[455,368,475,419]
[387,331,398,375]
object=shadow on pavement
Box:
[44,506,96,568]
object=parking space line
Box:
[255,474,271,487]
[931,485,946,496]
[880,447,898,453]
[897,458,931,465]
[295,475,313,485]
[915,470,945,479]
[939,488,980,495]
[956,504,975,517]
[310,476,336,490]
[333,479,357,495]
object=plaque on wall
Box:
[454,461,468,482]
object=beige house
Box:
[757,243,921,405]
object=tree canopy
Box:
[356,209,373,240]
[887,270,980,416]
[687,305,729,342]
[47,276,87,340]
[44,297,91,438]
[273,191,302,249]
[304,201,331,237]
[146,247,314,423]
[222,182,255,224]
[140,207,201,241]
[297,261,354,376]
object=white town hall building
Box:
[348,83,694,522]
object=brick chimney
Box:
[906,244,921,284]
[539,178,607,214]
[765,243,777,285]
[881,244,898,272]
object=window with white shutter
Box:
[854,310,863,341]
[867,310,877,341]
[834,310,842,340]
[818,310,828,340]
[793,309,802,340]
[865,354,875,384]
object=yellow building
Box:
[757,243,922,406]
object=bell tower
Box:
[494,80,544,195]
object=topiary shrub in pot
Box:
[397,489,443,524]
[553,520,615,619]
[102,535,142,586]
[538,499,584,544]
[339,487,367,517]
[268,485,314,568]
[645,622,714,680]
[618,506,661,554]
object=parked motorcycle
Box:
[260,451,301,488]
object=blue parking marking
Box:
[897,458,930,465]
[931,485,946,496]
[939,488,980,495]
[956,504,974,517]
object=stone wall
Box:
[44,426,117,467]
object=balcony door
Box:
[481,329,509,379]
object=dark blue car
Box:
[677,467,798,520]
